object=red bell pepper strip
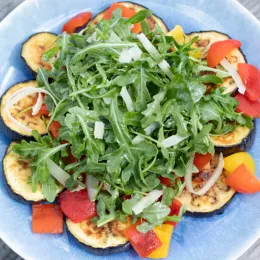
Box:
[49,120,61,138]
[159,176,172,186]
[234,93,260,118]
[207,39,242,68]
[193,152,213,171]
[32,204,63,234]
[164,199,182,226]
[58,189,97,223]
[226,164,260,194]
[62,12,92,34]
[237,63,260,101]
[123,221,162,258]
[103,3,141,34]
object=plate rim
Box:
[0,0,260,259]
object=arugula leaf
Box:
[127,10,153,24]
[122,194,143,214]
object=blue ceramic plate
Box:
[1,0,260,259]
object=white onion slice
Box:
[220,58,246,94]
[185,153,224,196]
[137,33,161,60]
[32,93,43,116]
[144,122,159,135]
[94,121,105,139]
[118,49,132,63]
[4,87,57,133]
[120,86,134,111]
[158,59,173,79]
[132,135,144,145]
[128,45,142,61]
[132,190,163,215]
[86,175,99,201]
[46,158,85,191]
[161,134,189,148]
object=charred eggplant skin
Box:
[215,121,256,157]
[67,227,132,255]
[184,193,236,217]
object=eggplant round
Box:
[0,81,49,140]
[176,154,236,217]
[187,31,247,95]
[88,1,169,33]
[210,123,256,157]
[3,142,63,204]
[66,218,132,255]
[21,32,58,75]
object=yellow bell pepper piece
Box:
[224,152,256,174]
[167,25,186,45]
[148,224,174,259]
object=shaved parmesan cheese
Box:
[118,49,132,63]
[120,86,134,112]
[128,45,142,61]
[132,135,144,145]
[220,58,246,94]
[158,60,173,79]
[161,134,189,148]
[137,33,161,60]
[132,190,164,215]
[86,175,99,201]
[94,121,105,139]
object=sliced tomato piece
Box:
[123,221,162,258]
[238,63,260,101]
[37,104,49,117]
[234,93,260,118]
[165,199,182,226]
[62,12,92,34]
[226,164,260,193]
[49,120,61,138]
[207,39,242,68]
[193,152,212,171]
[103,3,141,33]
[58,189,97,223]
[32,204,63,234]
[159,176,172,186]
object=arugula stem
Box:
[17,106,33,117]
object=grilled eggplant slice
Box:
[177,154,236,216]
[0,81,48,140]
[21,32,57,75]
[67,218,132,255]
[88,1,169,33]
[187,31,247,94]
[210,124,256,156]
[3,142,63,204]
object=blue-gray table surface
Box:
[0,0,259,259]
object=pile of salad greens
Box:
[13,9,252,232]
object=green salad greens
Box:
[13,9,252,232]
